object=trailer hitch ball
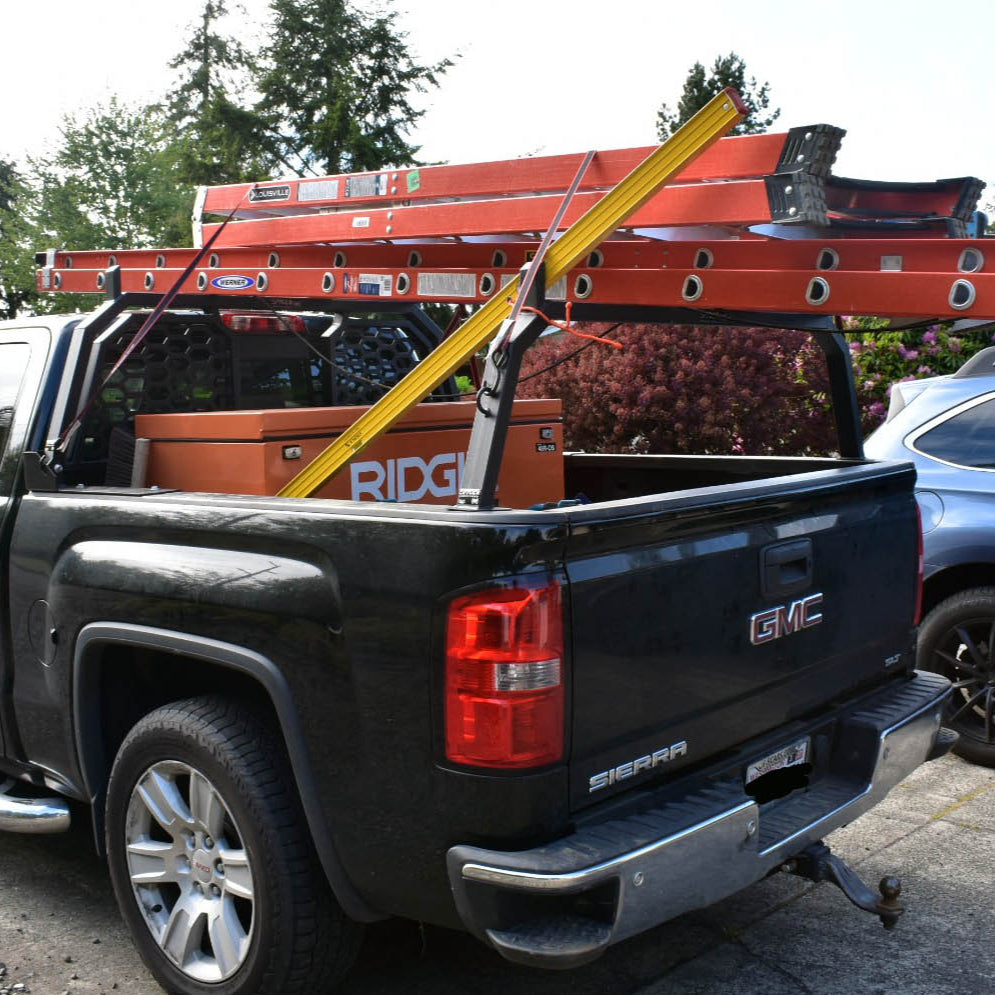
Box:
[784,841,905,930]
[877,876,903,930]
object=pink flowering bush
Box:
[519,323,836,455]
[518,320,993,456]
[844,320,992,431]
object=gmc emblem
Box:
[750,593,824,645]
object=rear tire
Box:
[105,696,362,994]
[918,588,995,768]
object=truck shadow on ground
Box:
[5,766,995,995]
[0,801,729,995]
[344,913,724,995]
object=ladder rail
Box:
[196,177,818,248]
[47,261,995,320]
[44,234,994,293]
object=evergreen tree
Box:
[256,0,451,176]
[657,53,780,139]
[169,1,247,118]
[167,1,271,185]
[0,159,39,319]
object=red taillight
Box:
[914,503,924,625]
[220,312,307,334]
[445,579,564,768]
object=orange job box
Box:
[135,399,564,508]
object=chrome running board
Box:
[0,778,70,833]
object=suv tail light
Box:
[914,503,924,625]
[445,578,564,768]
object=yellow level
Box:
[278,88,746,499]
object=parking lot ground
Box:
[1,753,993,995]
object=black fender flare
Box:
[73,621,382,922]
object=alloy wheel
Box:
[124,760,255,983]
[931,617,995,745]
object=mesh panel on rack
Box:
[332,324,419,405]
[80,321,233,461]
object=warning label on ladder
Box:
[417,273,477,298]
[343,273,393,296]
[345,174,389,198]
[299,179,340,201]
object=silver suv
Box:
[866,346,995,767]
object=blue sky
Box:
[5,0,994,205]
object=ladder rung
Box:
[825,175,984,223]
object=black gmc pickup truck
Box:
[0,304,953,995]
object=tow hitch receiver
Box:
[782,841,904,929]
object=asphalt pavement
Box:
[1,752,993,995]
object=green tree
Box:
[30,99,193,313]
[256,0,452,176]
[33,98,191,250]
[657,52,780,139]
[167,1,271,185]
[0,159,40,319]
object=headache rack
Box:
[36,88,992,508]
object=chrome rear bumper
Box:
[447,671,951,968]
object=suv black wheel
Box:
[105,696,362,994]
[918,588,995,768]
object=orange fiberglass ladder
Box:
[41,125,991,321]
[37,88,991,503]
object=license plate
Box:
[746,738,810,785]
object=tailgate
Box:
[563,461,918,810]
